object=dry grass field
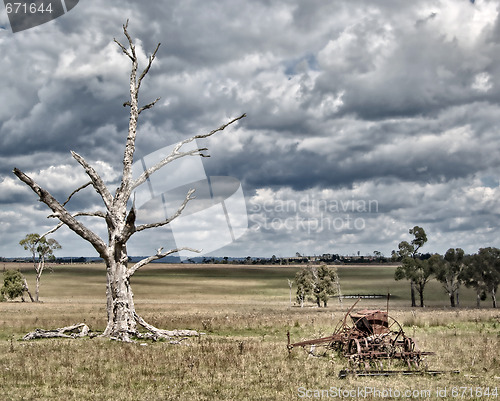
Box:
[0,263,499,400]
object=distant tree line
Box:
[393,226,499,308]
[199,253,388,265]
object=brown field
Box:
[0,263,499,400]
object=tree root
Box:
[134,312,200,341]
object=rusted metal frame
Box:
[339,369,459,379]
[348,351,435,359]
[288,334,341,349]
[287,301,439,375]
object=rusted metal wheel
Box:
[405,337,420,352]
[348,338,362,355]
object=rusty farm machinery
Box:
[287,299,450,378]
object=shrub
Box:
[1,270,26,301]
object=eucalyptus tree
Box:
[294,265,339,307]
[461,253,487,307]
[19,233,61,302]
[394,226,430,307]
[478,247,500,308]
[432,248,465,307]
[14,22,245,341]
[409,257,434,308]
[295,267,313,307]
[462,248,500,308]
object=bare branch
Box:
[192,113,247,141]
[23,323,90,340]
[39,222,64,239]
[40,210,107,240]
[138,97,161,114]
[131,114,246,192]
[137,42,161,90]
[71,151,114,212]
[120,188,193,243]
[48,211,107,219]
[112,20,137,62]
[62,181,92,207]
[114,21,134,60]
[13,168,108,257]
[113,38,134,61]
[22,277,35,302]
[126,246,200,278]
[131,150,204,192]
[76,211,107,219]
[115,22,143,207]
[121,20,136,61]
[135,188,196,233]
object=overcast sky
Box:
[1,0,500,259]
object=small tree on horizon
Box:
[462,248,500,308]
[461,253,487,307]
[432,248,465,307]
[394,226,432,307]
[295,267,313,307]
[294,265,339,307]
[19,233,61,302]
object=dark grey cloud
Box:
[1,0,499,258]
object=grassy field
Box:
[0,263,499,400]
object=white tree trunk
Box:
[35,258,44,302]
[104,260,137,341]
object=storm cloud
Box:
[1,0,499,258]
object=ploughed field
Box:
[0,263,498,400]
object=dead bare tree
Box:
[14,21,246,342]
